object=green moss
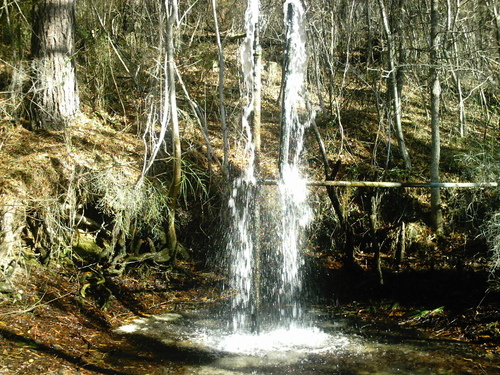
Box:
[72,234,103,261]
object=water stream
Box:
[274,0,311,328]
[226,0,313,336]
[226,0,260,333]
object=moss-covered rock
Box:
[72,231,103,262]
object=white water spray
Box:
[280,0,308,171]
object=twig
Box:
[0,291,73,316]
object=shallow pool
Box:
[115,308,498,374]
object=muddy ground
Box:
[1,262,499,374]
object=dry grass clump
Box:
[486,213,500,275]
[84,169,169,241]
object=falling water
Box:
[116,0,370,363]
[226,0,260,333]
[275,0,311,325]
[226,0,311,334]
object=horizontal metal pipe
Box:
[261,179,499,188]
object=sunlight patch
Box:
[116,318,147,334]
[116,324,139,333]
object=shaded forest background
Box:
[0,0,499,305]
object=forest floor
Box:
[1,261,499,374]
[0,262,222,374]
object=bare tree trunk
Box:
[165,0,182,261]
[311,122,355,267]
[370,192,384,285]
[395,221,406,269]
[312,41,326,112]
[395,0,406,100]
[377,0,411,170]
[445,0,466,136]
[430,0,443,234]
[175,68,220,171]
[211,0,229,178]
[0,198,23,273]
[366,1,373,66]
[486,0,500,63]
[30,0,79,131]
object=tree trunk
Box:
[377,0,411,170]
[430,0,443,234]
[370,192,384,285]
[445,0,466,137]
[486,0,500,63]
[211,0,229,179]
[311,121,356,266]
[165,0,182,261]
[0,197,23,272]
[366,1,373,66]
[395,221,406,269]
[395,0,406,100]
[30,0,79,131]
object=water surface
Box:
[115,308,498,374]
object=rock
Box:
[72,230,103,261]
[0,282,15,294]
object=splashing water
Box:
[205,325,350,356]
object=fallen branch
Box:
[0,291,73,316]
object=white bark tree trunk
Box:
[377,0,411,170]
[165,0,182,261]
[211,0,229,178]
[0,197,23,275]
[430,0,443,234]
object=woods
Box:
[0,0,498,285]
[0,0,498,291]
[0,0,499,372]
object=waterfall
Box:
[226,0,260,333]
[276,0,311,325]
[226,0,310,334]
[280,0,308,173]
